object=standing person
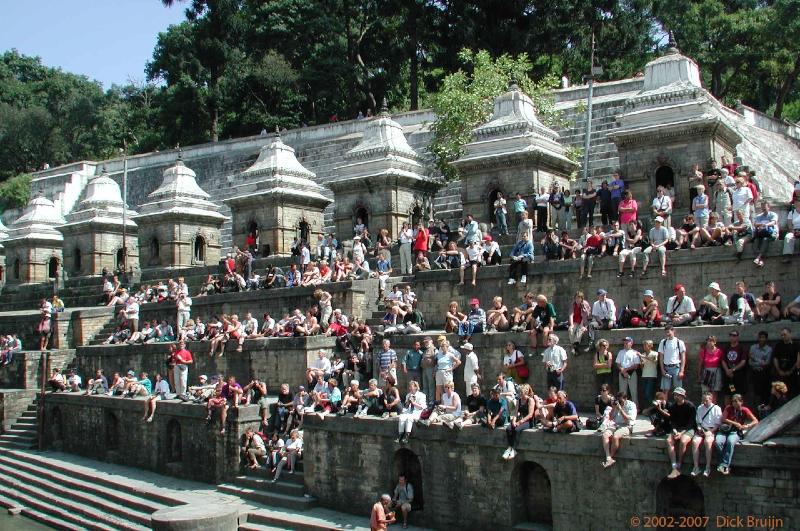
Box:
[593,339,613,389]
[462,342,480,396]
[639,340,659,404]
[772,328,800,398]
[420,336,436,400]
[391,475,414,529]
[616,337,641,406]
[435,337,461,401]
[37,298,53,351]
[562,190,574,230]
[652,186,673,228]
[370,494,396,531]
[548,185,565,230]
[378,339,398,387]
[402,340,423,388]
[609,171,625,220]
[494,192,509,235]
[697,336,723,403]
[582,182,597,227]
[658,326,686,393]
[398,222,414,276]
[512,192,528,228]
[617,191,638,226]
[535,187,550,232]
[176,293,192,330]
[722,330,748,398]
[516,210,534,244]
[598,181,613,225]
[541,335,568,391]
[171,340,194,399]
[748,331,773,405]
[413,221,429,267]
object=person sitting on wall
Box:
[542,390,579,433]
[486,296,509,334]
[221,375,244,408]
[154,319,176,343]
[641,216,669,277]
[529,294,556,352]
[507,231,534,285]
[458,298,486,342]
[84,369,109,396]
[664,387,697,479]
[460,240,483,286]
[462,383,488,427]
[642,390,671,437]
[715,393,758,475]
[541,229,562,261]
[758,381,789,418]
[663,284,697,327]
[690,391,722,478]
[590,289,617,334]
[397,380,426,445]
[601,391,638,468]
[755,281,782,323]
[107,372,125,396]
[579,225,605,279]
[559,230,580,260]
[310,378,342,419]
[510,292,536,333]
[618,220,643,278]
[639,289,661,328]
[604,220,625,257]
[727,281,756,326]
[503,383,537,460]
[125,371,152,398]
[699,282,728,324]
[484,387,509,429]
[65,369,82,392]
[142,373,172,423]
[483,234,501,265]
[206,387,229,435]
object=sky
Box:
[0,0,186,88]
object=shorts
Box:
[435,369,453,386]
[604,426,631,439]
[257,397,270,411]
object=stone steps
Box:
[242,509,370,531]
[217,483,317,512]
[0,403,37,450]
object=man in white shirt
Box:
[642,216,669,276]
[306,349,331,384]
[462,342,480,396]
[658,325,686,392]
[301,243,311,271]
[176,294,192,329]
[399,222,414,275]
[123,298,140,333]
[664,284,697,326]
[782,199,800,258]
[651,187,673,228]
[541,335,567,390]
[352,236,367,263]
[731,177,753,219]
[591,289,617,333]
[616,337,641,405]
[691,392,722,477]
[601,391,638,468]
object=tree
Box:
[0,173,31,212]
[429,49,560,182]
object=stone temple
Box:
[0,49,798,530]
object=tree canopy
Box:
[1,0,798,193]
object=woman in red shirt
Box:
[413,221,429,263]
[697,335,723,402]
[617,190,638,226]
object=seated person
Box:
[486,296,509,333]
[601,392,638,468]
[542,391,579,433]
[241,427,267,469]
[699,282,728,324]
[663,284,697,326]
[510,293,536,332]
[541,229,562,261]
[85,369,109,396]
[338,380,362,416]
[559,231,580,260]
[483,387,508,429]
[142,373,172,422]
[462,383,488,426]
[355,378,385,418]
[221,375,244,407]
[206,388,229,435]
[66,369,82,392]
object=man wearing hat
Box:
[642,216,669,277]
[461,342,480,396]
[651,186,672,228]
[699,282,728,324]
[482,234,501,265]
[590,289,617,335]
[616,337,641,406]
[459,298,486,341]
[665,386,697,479]
[664,284,697,327]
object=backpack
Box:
[504,376,521,399]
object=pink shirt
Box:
[699,347,723,369]
[618,199,638,225]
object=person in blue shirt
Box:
[484,388,509,429]
[507,231,534,285]
[610,172,625,220]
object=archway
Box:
[410,205,423,227]
[166,419,182,463]
[514,461,552,526]
[298,218,311,244]
[74,248,82,274]
[393,449,423,510]
[105,411,120,450]
[487,189,501,225]
[194,235,206,263]
[47,257,59,279]
[13,259,19,280]
[150,237,160,265]
[655,166,674,192]
[116,248,125,271]
[656,476,705,528]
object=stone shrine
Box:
[610,45,742,211]
[452,82,577,229]
[225,130,330,256]
[3,194,65,284]
[133,156,225,269]
[57,170,139,276]
[330,101,439,239]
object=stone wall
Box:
[41,393,259,484]
[303,416,799,531]
[0,389,38,432]
[0,350,75,390]
[76,335,336,393]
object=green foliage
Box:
[429,49,560,182]
[0,173,31,212]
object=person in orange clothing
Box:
[370,494,396,531]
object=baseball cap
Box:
[708,282,721,291]
[624,336,634,342]
[126,370,135,377]
[643,289,654,297]
[298,385,306,391]
[597,289,607,295]
[470,298,480,305]
[461,342,474,351]
[673,387,687,397]
[654,216,664,223]
[483,234,492,242]
[199,374,208,381]
[674,284,684,292]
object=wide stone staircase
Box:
[0,450,178,530]
[218,460,317,517]
[0,400,38,450]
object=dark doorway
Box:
[488,189,501,225]
[516,461,552,526]
[50,407,63,443]
[47,257,59,279]
[74,248,82,273]
[354,207,369,231]
[105,412,120,450]
[150,238,160,265]
[656,476,705,529]
[13,259,19,280]
[166,419,182,463]
[393,449,423,510]
[410,205,423,227]
[116,248,125,270]
[655,166,675,192]
[194,235,206,263]
[299,219,310,244]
